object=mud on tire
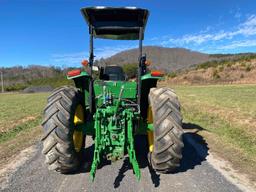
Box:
[41,86,84,173]
[148,87,184,173]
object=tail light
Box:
[67,69,81,77]
[151,70,164,77]
[81,60,89,67]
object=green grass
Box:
[0,92,48,144]
[174,84,256,119]
[0,116,41,143]
[173,84,256,164]
[0,92,48,131]
[0,92,48,163]
[182,104,256,157]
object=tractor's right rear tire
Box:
[41,86,85,173]
[148,87,184,173]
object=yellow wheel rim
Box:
[73,104,84,152]
[147,106,154,152]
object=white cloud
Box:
[161,32,230,46]
[237,15,256,36]
[161,14,256,47]
[219,39,256,50]
[51,51,87,66]
[94,45,135,58]
[50,45,135,66]
[200,26,212,33]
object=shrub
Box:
[240,62,246,67]
[245,65,251,72]
[213,69,220,79]
[227,62,232,67]
[122,63,137,79]
[218,65,224,72]
[196,60,219,69]
[168,72,177,78]
[5,84,27,91]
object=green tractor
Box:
[41,7,184,181]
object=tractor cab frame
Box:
[80,6,150,113]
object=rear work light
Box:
[151,70,164,77]
[67,69,81,77]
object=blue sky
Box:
[1,0,256,67]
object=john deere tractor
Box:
[41,7,184,181]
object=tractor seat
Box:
[100,66,126,81]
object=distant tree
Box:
[122,63,137,79]
[51,66,62,74]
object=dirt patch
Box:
[0,125,42,189]
[0,126,42,168]
[0,145,37,190]
[0,116,37,134]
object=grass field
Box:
[0,84,255,182]
[0,93,48,134]
[172,84,256,181]
[0,92,48,165]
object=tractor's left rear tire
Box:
[41,86,85,173]
[148,87,184,173]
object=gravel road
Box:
[1,133,243,192]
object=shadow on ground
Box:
[74,122,209,188]
[113,135,160,188]
[177,122,209,173]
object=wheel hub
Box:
[73,104,84,152]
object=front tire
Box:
[41,86,85,173]
[148,87,184,173]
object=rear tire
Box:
[148,87,184,173]
[41,86,84,173]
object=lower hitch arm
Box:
[127,113,141,180]
[90,112,102,181]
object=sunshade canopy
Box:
[81,7,149,40]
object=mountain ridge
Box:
[104,46,211,72]
[1,46,256,91]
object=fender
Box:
[140,71,164,119]
[67,70,90,91]
[141,71,164,81]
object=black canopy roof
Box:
[81,7,149,40]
